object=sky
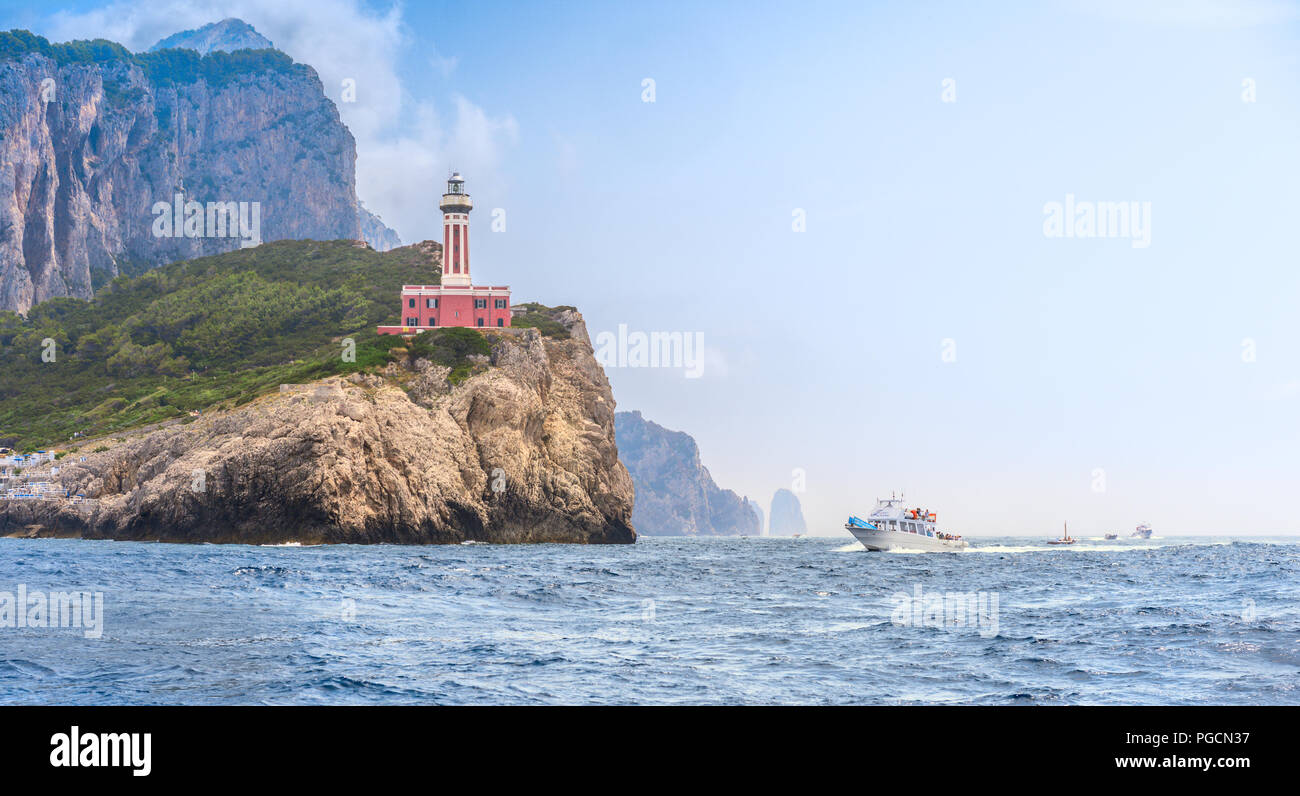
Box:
[3,0,1299,536]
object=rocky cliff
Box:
[0,312,635,544]
[359,202,402,252]
[744,496,765,535]
[0,29,397,314]
[149,18,274,55]
[614,410,759,536]
[769,488,808,536]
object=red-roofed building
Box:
[377,173,511,334]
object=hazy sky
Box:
[5,0,1299,535]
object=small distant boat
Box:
[1103,533,1118,540]
[1047,522,1076,545]
[1131,523,1153,539]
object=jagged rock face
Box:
[0,47,364,314]
[744,496,765,535]
[150,19,275,55]
[614,410,759,537]
[769,488,807,536]
[359,203,402,252]
[0,319,636,545]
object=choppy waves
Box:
[0,535,1296,704]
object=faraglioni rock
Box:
[769,488,808,536]
[614,410,760,536]
[0,314,635,545]
[0,27,397,314]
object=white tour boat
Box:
[1131,523,1153,539]
[845,494,967,552]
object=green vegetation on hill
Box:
[0,29,304,86]
[0,240,521,450]
[510,302,573,339]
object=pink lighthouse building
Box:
[378,173,511,334]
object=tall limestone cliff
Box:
[769,488,808,536]
[148,20,401,254]
[614,410,760,537]
[0,311,635,544]
[0,28,397,314]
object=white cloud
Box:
[39,0,518,244]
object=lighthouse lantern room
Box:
[377,173,511,334]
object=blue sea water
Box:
[0,535,1297,705]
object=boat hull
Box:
[848,526,967,552]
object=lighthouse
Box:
[440,172,473,287]
[377,173,512,334]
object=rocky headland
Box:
[0,311,635,544]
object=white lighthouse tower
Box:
[439,172,473,287]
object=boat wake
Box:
[965,543,1164,554]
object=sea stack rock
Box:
[769,488,808,536]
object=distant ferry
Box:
[1103,533,1118,540]
[845,495,967,552]
[1131,523,1153,539]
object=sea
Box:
[1,535,1297,705]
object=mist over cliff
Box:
[0,26,399,314]
[614,410,760,537]
[149,18,274,55]
[769,488,808,536]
